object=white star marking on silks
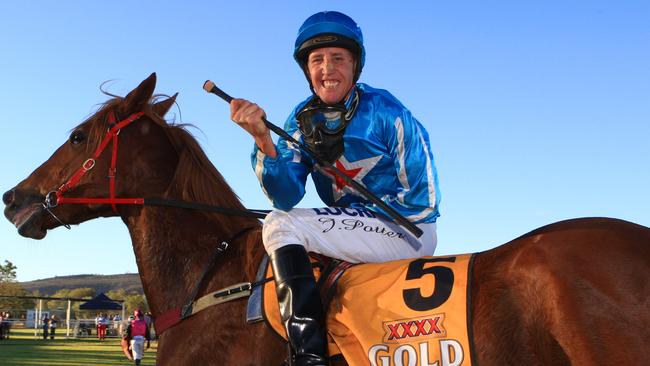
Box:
[321,154,383,202]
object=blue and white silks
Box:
[251,83,441,224]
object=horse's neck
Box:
[124,207,263,315]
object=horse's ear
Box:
[121,73,157,114]
[152,93,178,118]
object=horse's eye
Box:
[69,130,85,145]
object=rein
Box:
[42,110,268,228]
[43,108,272,334]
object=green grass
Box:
[0,328,157,365]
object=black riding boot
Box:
[270,245,329,366]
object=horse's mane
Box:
[76,97,251,220]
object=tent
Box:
[77,293,125,339]
[79,293,123,311]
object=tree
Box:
[106,289,127,302]
[47,288,96,312]
[0,260,34,312]
[0,283,33,311]
[124,293,149,314]
[0,260,17,283]
[45,288,92,310]
[46,289,70,310]
[67,288,96,299]
[68,288,96,314]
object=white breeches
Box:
[262,207,436,263]
[130,336,145,360]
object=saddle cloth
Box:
[260,254,476,366]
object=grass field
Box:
[0,328,157,365]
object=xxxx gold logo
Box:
[382,314,446,343]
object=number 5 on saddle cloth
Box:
[247,253,477,365]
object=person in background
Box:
[41,315,49,340]
[48,314,58,340]
[0,312,10,340]
[228,10,440,365]
[143,311,155,340]
[113,313,122,335]
[122,309,151,366]
[95,312,107,340]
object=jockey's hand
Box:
[230,99,268,137]
[230,99,277,158]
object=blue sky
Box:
[1,1,648,282]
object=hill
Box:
[20,273,143,295]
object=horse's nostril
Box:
[2,189,14,205]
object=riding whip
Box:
[203,80,423,238]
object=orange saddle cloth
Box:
[262,254,476,366]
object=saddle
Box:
[248,253,477,366]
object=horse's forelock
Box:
[76,95,170,153]
[73,98,122,154]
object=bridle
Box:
[43,110,143,227]
[41,108,270,334]
[42,109,267,228]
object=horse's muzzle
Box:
[3,188,48,239]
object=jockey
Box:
[229,10,440,366]
[122,309,151,366]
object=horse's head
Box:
[3,73,181,239]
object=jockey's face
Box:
[307,47,355,104]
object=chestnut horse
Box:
[4,74,650,365]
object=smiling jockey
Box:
[229,10,441,366]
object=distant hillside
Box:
[20,273,143,296]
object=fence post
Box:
[66,300,71,338]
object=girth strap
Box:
[154,226,267,335]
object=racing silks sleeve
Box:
[250,124,313,211]
[353,106,440,224]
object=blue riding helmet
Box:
[294,11,365,82]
